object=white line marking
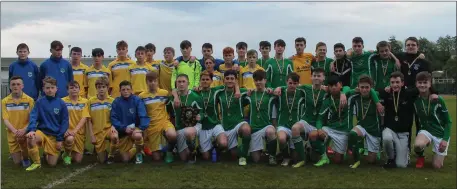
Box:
[41,163,98,189]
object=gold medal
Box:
[289,115,292,121]
[255,90,266,120]
[204,113,208,118]
[395,116,398,121]
[286,89,296,122]
[257,114,261,119]
[313,111,317,115]
[225,90,234,117]
[360,98,372,120]
[408,70,411,75]
[312,85,322,116]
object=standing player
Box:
[171,40,202,90]
[290,37,314,85]
[70,47,90,98]
[9,43,40,101]
[266,39,294,88]
[219,47,239,74]
[145,43,162,69]
[39,41,73,98]
[169,74,203,163]
[85,48,112,99]
[175,43,226,71]
[158,47,177,94]
[203,56,224,87]
[246,70,278,165]
[346,75,382,169]
[371,41,400,91]
[2,76,34,167]
[111,81,150,164]
[61,81,90,164]
[413,72,452,169]
[240,50,265,90]
[25,76,69,171]
[256,41,272,70]
[330,43,352,87]
[235,42,248,67]
[128,46,155,95]
[397,37,430,88]
[311,42,333,85]
[214,70,251,166]
[346,37,375,88]
[87,77,117,164]
[273,72,305,166]
[108,40,136,98]
[140,72,177,162]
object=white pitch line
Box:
[41,163,98,189]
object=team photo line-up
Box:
[4,36,452,172]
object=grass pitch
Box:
[1,96,456,188]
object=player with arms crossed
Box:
[87,77,117,164]
[61,81,90,164]
[140,71,178,163]
[413,72,452,169]
[2,76,34,167]
[170,74,203,163]
[246,70,278,165]
[25,76,69,171]
[214,70,251,165]
[111,81,150,164]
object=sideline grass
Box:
[1,97,456,188]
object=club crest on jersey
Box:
[107,104,112,110]
[129,108,134,114]
[54,108,60,114]
[414,64,420,70]
[28,72,33,77]
[60,68,65,73]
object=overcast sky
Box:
[1,2,456,59]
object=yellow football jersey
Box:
[146,59,162,70]
[211,71,223,88]
[72,63,90,97]
[62,96,90,135]
[291,53,314,85]
[138,89,170,133]
[1,93,34,130]
[128,64,156,94]
[107,58,136,98]
[88,96,114,135]
[239,65,265,90]
[219,63,235,74]
[158,61,175,94]
[85,65,112,99]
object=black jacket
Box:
[331,56,352,87]
[396,52,431,88]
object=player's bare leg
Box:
[432,154,445,169]
[25,133,43,171]
[414,133,430,168]
[62,135,75,165]
[366,152,377,164]
[238,123,251,166]
[278,130,290,166]
[72,151,83,163]
[164,128,177,163]
[107,131,119,164]
[133,130,144,164]
[184,126,198,163]
[202,133,227,160]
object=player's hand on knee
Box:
[26,131,36,139]
[439,140,448,153]
[16,129,25,138]
[56,141,63,151]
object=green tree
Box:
[388,36,403,54]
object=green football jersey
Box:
[257,57,271,70]
[215,88,248,131]
[246,90,276,132]
[276,87,306,129]
[169,90,203,130]
[350,92,381,137]
[298,85,327,127]
[265,58,294,88]
[238,60,248,68]
[316,93,353,132]
[198,86,225,130]
[350,51,375,88]
[311,57,333,85]
[371,56,397,90]
[413,96,452,141]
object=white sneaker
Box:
[281,158,290,166]
[239,157,247,166]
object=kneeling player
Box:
[2,76,34,167]
[247,70,278,165]
[170,74,202,163]
[413,72,452,169]
[62,81,90,164]
[215,70,251,165]
[140,71,177,163]
[88,77,117,164]
[25,77,69,171]
[347,75,383,168]
[111,81,149,164]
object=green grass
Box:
[2,96,456,188]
